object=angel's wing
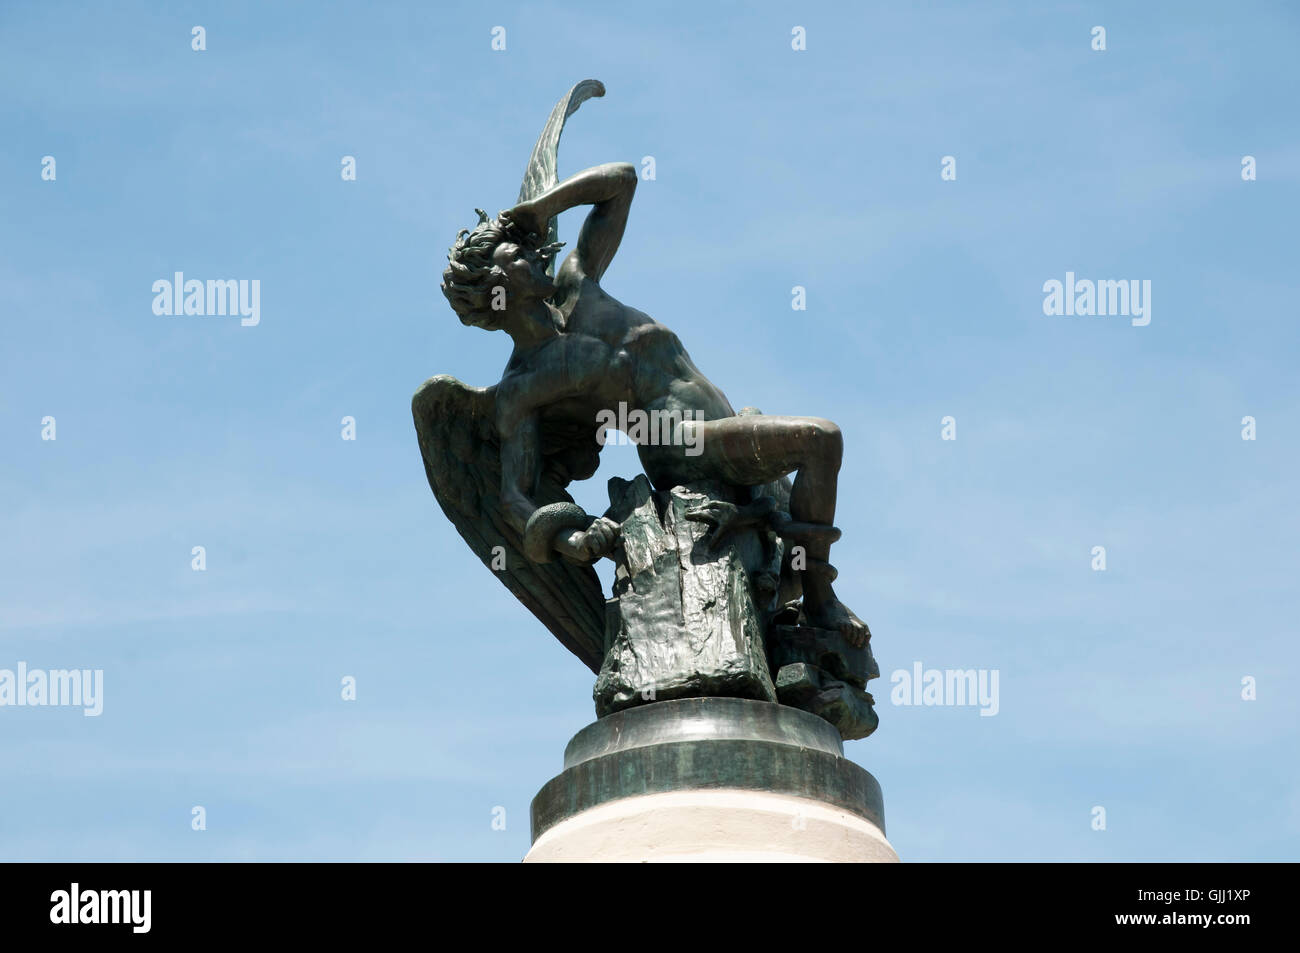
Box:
[412,375,607,672]
[517,79,606,277]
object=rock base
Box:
[594,477,778,718]
[770,623,880,740]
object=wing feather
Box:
[412,375,606,672]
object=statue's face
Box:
[492,241,555,300]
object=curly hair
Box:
[439,209,529,324]
[442,208,568,326]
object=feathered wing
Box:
[412,375,607,672]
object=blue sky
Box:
[1,1,1297,861]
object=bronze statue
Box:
[415,80,877,738]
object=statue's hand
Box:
[499,203,543,242]
[554,516,620,564]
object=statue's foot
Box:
[805,596,870,648]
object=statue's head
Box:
[441,209,562,330]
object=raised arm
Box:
[507,162,637,283]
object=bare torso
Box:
[497,275,734,486]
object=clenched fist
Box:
[553,516,620,564]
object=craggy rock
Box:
[594,476,777,716]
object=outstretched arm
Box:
[507,162,636,283]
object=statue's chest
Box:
[539,334,627,393]
[500,334,629,423]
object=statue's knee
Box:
[808,417,843,464]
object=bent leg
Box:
[676,414,842,527]
[665,414,867,645]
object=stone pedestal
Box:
[524,696,898,863]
